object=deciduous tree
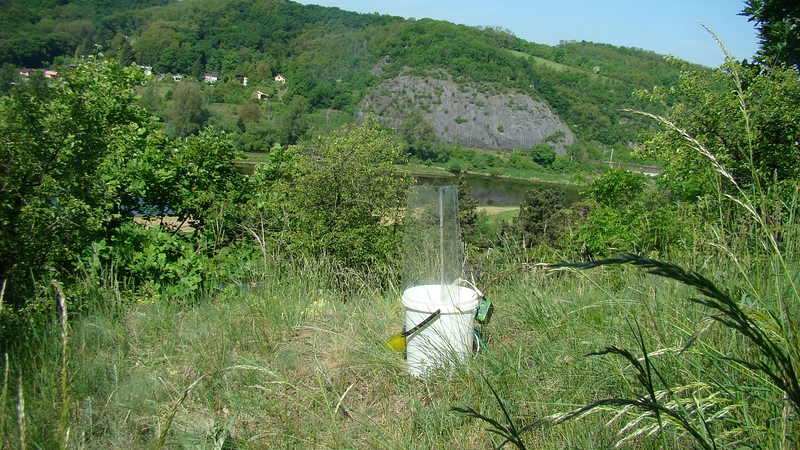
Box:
[742,0,800,70]
[530,143,556,167]
[636,61,800,202]
[0,58,150,304]
[289,116,412,268]
[513,188,564,248]
[165,82,210,137]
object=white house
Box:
[204,72,219,84]
[273,74,286,84]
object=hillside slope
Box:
[0,0,690,152]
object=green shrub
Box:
[530,143,556,167]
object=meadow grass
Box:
[2,244,762,449]
[2,178,797,448]
[2,187,797,448]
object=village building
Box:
[203,72,219,84]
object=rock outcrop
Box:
[358,74,575,154]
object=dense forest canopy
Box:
[0,0,695,150]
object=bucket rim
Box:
[401,284,480,314]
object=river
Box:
[236,162,581,208]
[416,173,581,207]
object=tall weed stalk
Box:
[54,281,70,449]
[0,279,5,447]
[1,353,8,449]
[17,373,25,450]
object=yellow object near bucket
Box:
[385,309,441,352]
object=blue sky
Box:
[296,0,760,68]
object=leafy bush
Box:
[510,188,564,248]
[530,143,556,167]
[636,60,800,204]
[0,58,150,307]
[96,223,206,301]
[581,167,648,208]
[258,117,413,270]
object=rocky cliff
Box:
[358,74,575,154]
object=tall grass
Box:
[1,244,668,448]
[6,210,797,446]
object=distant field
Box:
[479,206,519,224]
[240,152,271,163]
[505,49,583,73]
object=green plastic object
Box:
[475,296,493,324]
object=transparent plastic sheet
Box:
[401,185,461,302]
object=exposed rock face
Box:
[358,75,574,154]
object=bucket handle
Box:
[458,278,484,298]
[402,309,441,337]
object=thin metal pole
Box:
[439,187,445,291]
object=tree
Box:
[165,82,210,137]
[239,103,262,124]
[530,143,556,167]
[109,33,135,67]
[513,188,564,248]
[136,82,164,117]
[401,112,443,162]
[157,129,245,232]
[457,176,479,245]
[742,0,800,70]
[0,63,17,93]
[289,116,412,268]
[133,20,184,67]
[581,168,648,208]
[637,61,800,202]
[281,95,308,145]
[0,58,151,305]
[0,57,248,311]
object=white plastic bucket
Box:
[402,284,480,377]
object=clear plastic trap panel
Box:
[402,185,462,302]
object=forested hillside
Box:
[0,0,694,155]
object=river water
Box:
[416,173,581,207]
[236,162,581,208]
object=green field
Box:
[480,206,519,224]
[506,49,584,73]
